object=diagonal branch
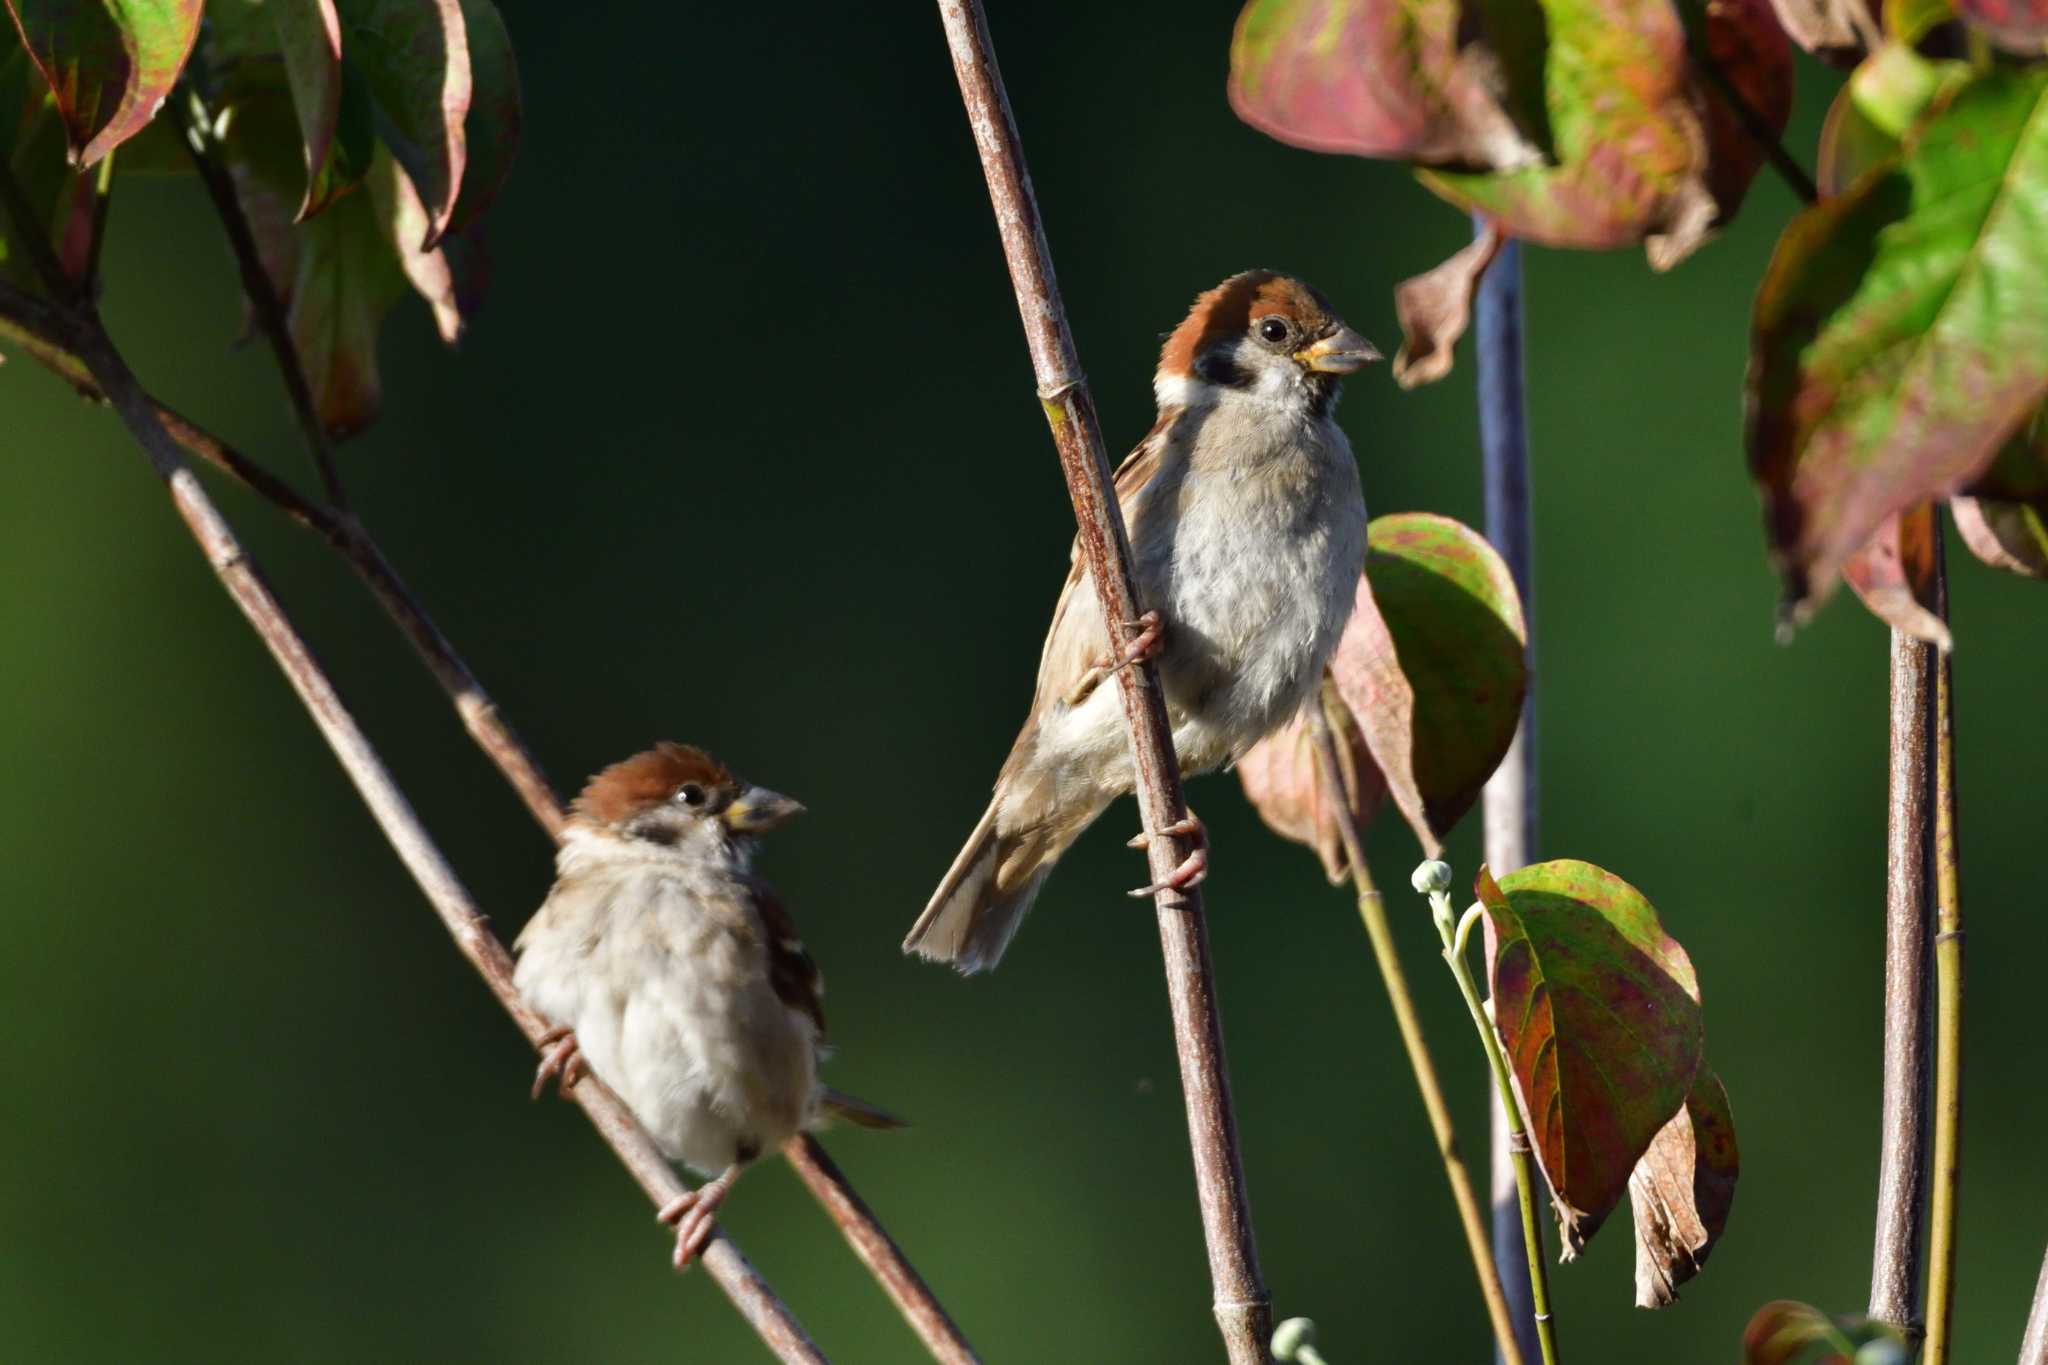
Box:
[933,4,1271,1361]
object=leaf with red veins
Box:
[1748,69,2048,626]
[1237,680,1388,884]
[1629,1067,1739,1308]
[1328,514,1526,857]
[3,0,202,165]
[1956,0,2048,52]
[335,0,470,250]
[1841,502,1951,648]
[1227,0,1545,170]
[1391,220,1504,389]
[1477,861,1704,1255]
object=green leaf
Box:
[2,0,202,165]
[272,0,373,219]
[1629,1066,1739,1307]
[1226,0,1545,170]
[1748,68,2048,624]
[1478,860,1703,1252]
[335,0,469,249]
[289,178,403,435]
[444,0,512,233]
[1330,513,1526,856]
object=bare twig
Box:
[933,3,1270,1359]
[1474,221,1542,1365]
[1870,600,1934,1336]
[168,81,350,508]
[1,170,833,1362]
[784,1136,980,1365]
[1925,525,1963,1365]
[1306,714,1526,1365]
[2021,1240,2048,1365]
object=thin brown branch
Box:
[784,1136,980,1365]
[1306,713,1526,1365]
[3,170,825,1363]
[933,3,1270,1360]
[4,223,976,1364]
[1924,524,1963,1365]
[1870,602,1934,1336]
[168,82,350,508]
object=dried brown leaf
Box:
[1630,1068,1739,1308]
[1392,222,1504,389]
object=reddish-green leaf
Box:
[1328,513,1525,856]
[1957,0,2048,50]
[1237,679,1388,884]
[1478,861,1703,1251]
[335,0,469,249]
[3,0,201,165]
[1741,1300,1906,1364]
[444,0,513,233]
[1629,1066,1739,1307]
[290,181,404,435]
[1227,0,1544,170]
[272,0,372,218]
[1749,68,2048,623]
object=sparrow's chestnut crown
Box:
[1159,270,1379,384]
[572,742,803,846]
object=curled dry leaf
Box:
[2,0,203,165]
[1478,861,1704,1254]
[1391,220,1504,389]
[1749,67,2048,626]
[1956,0,2048,51]
[1236,680,1386,884]
[1953,406,2048,578]
[1630,1067,1738,1308]
[1765,0,1879,64]
[1840,502,1951,648]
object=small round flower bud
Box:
[1271,1318,1316,1361]
[1411,860,1453,896]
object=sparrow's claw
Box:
[1128,845,1210,899]
[1126,812,1206,850]
[1062,611,1169,707]
[658,1168,739,1272]
[530,1026,586,1101]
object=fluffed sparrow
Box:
[514,743,845,1267]
[904,271,1378,972]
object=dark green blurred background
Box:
[5,4,2045,1362]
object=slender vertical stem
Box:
[1870,616,1934,1335]
[1925,528,1964,1365]
[934,3,1269,1358]
[1434,895,1560,1365]
[1306,715,1525,1365]
[1474,219,1541,1365]
[2020,1241,2048,1365]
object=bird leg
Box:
[1127,812,1209,898]
[1062,610,1166,707]
[529,1025,587,1100]
[658,1165,743,1270]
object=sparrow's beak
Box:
[723,786,806,833]
[1297,325,1383,374]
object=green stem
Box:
[1434,890,1561,1365]
[1306,716,1526,1365]
[1926,529,1964,1365]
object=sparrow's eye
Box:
[1256,316,1292,347]
[676,784,706,807]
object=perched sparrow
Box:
[904,271,1377,973]
[513,743,834,1267]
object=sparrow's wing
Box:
[747,879,827,1041]
[1027,412,1177,715]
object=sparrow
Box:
[514,743,860,1267]
[904,270,1378,973]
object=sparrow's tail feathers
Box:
[817,1086,909,1131]
[903,799,1059,974]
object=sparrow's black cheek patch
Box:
[633,822,682,847]
[1197,352,1253,389]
